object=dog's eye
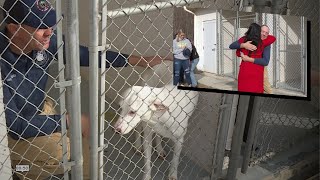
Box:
[128,110,136,116]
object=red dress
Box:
[236,35,276,93]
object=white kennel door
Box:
[203,20,217,74]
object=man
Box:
[229,25,274,94]
[1,0,166,179]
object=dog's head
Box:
[114,86,168,134]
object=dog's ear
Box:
[149,99,169,112]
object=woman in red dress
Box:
[235,23,276,93]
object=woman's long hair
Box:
[244,23,262,56]
[175,29,185,42]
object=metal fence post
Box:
[241,96,261,173]
[274,14,280,89]
[227,95,251,180]
[0,66,12,180]
[211,94,238,180]
[217,9,221,75]
[100,0,108,179]
[55,1,69,179]
[65,0,83,179]
[89,0,100,179]
[301,16,306,94]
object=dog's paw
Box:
[168,170,177,180]
[142,174,152,180]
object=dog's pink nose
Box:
[115,127,122,134]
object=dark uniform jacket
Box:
[0,30,128,140]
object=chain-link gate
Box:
[95,1,226,180]
[220,10,237,78]
[260,13,307,94]
[250,97,319,165]
[218,10,257,79]
[0,0,75,179]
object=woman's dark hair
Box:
[244,23,262,56]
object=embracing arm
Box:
[232,37,246,57]
[229,41,241,49]
[253,46,271,66]
[240,46,271,66]
[263,35,276,46]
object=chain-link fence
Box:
[233,0,319,173]
[250,97,319,165]
[216,9,308,96]
[0,0,72,179]
[98,1,224,180]
[260,13,307,94]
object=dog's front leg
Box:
[142,123,153,180]
[168,138,183,180]
[155,134,166,159]
[134,124,143,154]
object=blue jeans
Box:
[190,58,199,87]
[173,58,191,85]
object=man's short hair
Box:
[3,0,57,29]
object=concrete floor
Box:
[195,72,307,97]
[102,127,211,180]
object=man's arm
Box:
[229,41,241,49]
[262,35,276,46]
[55,34,166,68]
[79,46,128,68]
[253,46,271,66]
[229,40,257,51]
[229,40,270,66]
[78,46,168,68]
[240,46,271,66]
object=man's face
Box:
[261,26,269,40]
[13,24,53,51]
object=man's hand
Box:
[241,41,257,51]
[240,53,254,63]
[128,55,173,68]
[80,114,90,138]
[66,113,90,138]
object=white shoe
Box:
[222,156,229,170]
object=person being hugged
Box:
[232,23,276,93]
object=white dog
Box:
[114,84,199,180]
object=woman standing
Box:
[173,29,192,86]
[234,23,276,93]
